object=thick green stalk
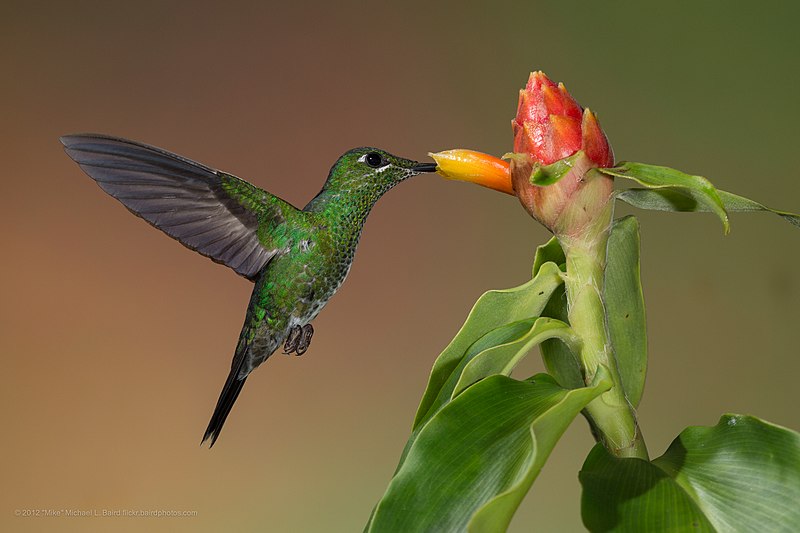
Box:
[558,199,649,460]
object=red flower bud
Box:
[511,72,614,236]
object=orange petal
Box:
[429,149,513,195]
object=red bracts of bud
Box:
[510,72,615,235]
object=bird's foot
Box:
[296,324,313,355]
[283,324,314,356]
[283,326,301,354]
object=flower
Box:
[429,149,512,194]
[512,72,613,168]
[511,71,614,235]
[431,71,616,237]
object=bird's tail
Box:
[202,358,248,448]
[202,278,272,447]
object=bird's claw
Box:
[283,324,314,356]
[283,326,301,354]
[296,324,313,355]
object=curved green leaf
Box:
[617,187,800,229]
[598,162,729,233]
[422,318,537,434]
[604,216,647,408]
[580,445,714,532]
[412,262,564,429]
[580,414,800,532]
[533,238,584,390]
[385,320,543,499]
[453,317,581,397]
[532,236,566,276]
[368,371,611,533]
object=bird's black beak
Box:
[411,162,438,173]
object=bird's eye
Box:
[365,152,384,168]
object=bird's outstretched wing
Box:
[61,134,297,279]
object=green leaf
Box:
[581,445,714,532]
[617,187,800,229]
[534,238,584,390]
[532,236,566,276]
[598,162,730,233]
[412,262,564,430]
[604,216,647,408]
[580,414,800,532]
[530,151,583,186]
[368,371,611,533]
[453,317,581,397]
[423,318,537,431]
[383,262,568,483]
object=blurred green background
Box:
[2,1,798,531]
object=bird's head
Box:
[323,147,437,194]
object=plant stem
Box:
[559,199,649,460]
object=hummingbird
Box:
[60,134,437,446]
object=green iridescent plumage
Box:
[61,134,436,446]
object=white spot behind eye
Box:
[357,153,392,172]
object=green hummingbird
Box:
[60,134,437,446]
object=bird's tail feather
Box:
[202,363,248,448]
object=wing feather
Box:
[61,134,298,279]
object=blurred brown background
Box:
[2,1,798,531]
